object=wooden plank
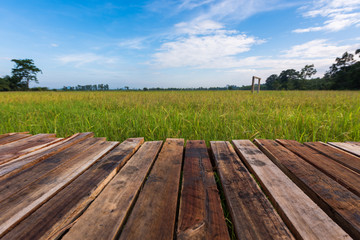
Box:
[0,139,118,237]
[210,141,293,240]
[0,134,60,165]
[0,137,100,203]
[118,138,184,240]
[2,138,144,240]
[234,140,350,240]
[63,141,162,240]
[0,133,16,139]
[346,141,360,146]
[177,140,229,240]
[305,141,360,174]
[277,139,360,197]
[255,139,359,239]
[0,132,93,181]
[328,142,360,157]
[0,133,32,145]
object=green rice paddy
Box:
[0,91,359,143]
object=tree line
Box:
[265,49,360,90]
[62,84,110,91]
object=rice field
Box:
[0,90,359,143]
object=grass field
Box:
[0,91,359,143]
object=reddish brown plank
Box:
[63,141,162,240]
[210,141,293,240]
[0,132,93,181]
[234,140,350,240]
[118,138,184,240]
[305,141,360,174]
[0,133,32,145]
[255,139,359,239]
[0,133,16,139]
[177,140,229,240]
[328,142,360,157]
[0,139,117,237]
[0,137,100,203]
[0,134,60,165]
[2,138,144,240]
[277,139,360,197]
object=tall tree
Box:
[11,59,42,89]
[300,64,317,79]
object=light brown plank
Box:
[346,141,360,146]
[0,137,100,203]
[0,132,93,181]
[277,139,360,197]
[255,139,358,239]
[63,140,162,240]
[305,141,360,174]
[234,140,350,240]
[0,133,16,139]
[210,141,293,240]
[118,138,184,240]
[2,138,144,240]
[328,142,360,157]
[0,133,32,145]
[177,140,229,240]
[0,134,60,165]
[0,139,117,237]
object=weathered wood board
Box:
[328,142,360,157]
[0,140,117,237]
[234,140,351,240]
[177,140,229,240]
[0,133,31,146]
[277,139,360,197]
[0,134,60,165]
[118,139,184,240]
[62,141,162,240]
[255,139,359,239]
[210,141,293,240]
[305,141,360,174]
[0,137,101,203]
[0,132,93,181]
[2,138,144,240]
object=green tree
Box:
[11,59,42,89]
[300,64,317,80]
[0,75,11,91]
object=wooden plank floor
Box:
[0,132,359,240]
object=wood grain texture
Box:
[277,139,360,197]
[177,140,229,240]
[328,142,360,157]
[0,134,60,165]
[0,133,31,145]
[2,138,144,240]
[305,141,360,174]
[255,139,358,239]
[234,140,350,240]
[210,141,293,240]
[0,140,118,237]
[63,141,162,240]
[119,138,184,240]
[0,132,93,181]
[0,137,101,203]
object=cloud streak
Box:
[294,0,360,33]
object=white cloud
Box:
[117,38,146,50]
[56,53,117,67]
[294,0,360,32]
[281,39,354,58]
[153,21,263,68]
[51,43,59,47]
[178,0,215,10]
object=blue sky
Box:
[0,0,359,89]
